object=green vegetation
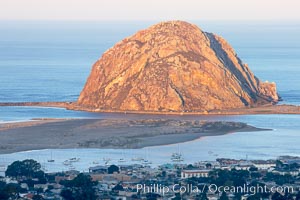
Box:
[5,159,43,179]
[60,173,97,200]
[108,164,119,174]
[208,169,249,187]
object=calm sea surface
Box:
[0,21,299,172]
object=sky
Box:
[0,0,299,21]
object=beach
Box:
[1,102,300,115]
[0,118,266,154]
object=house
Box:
[252,160,276,170]
[231,161,254,171]
[181,169,211,179]
[119,188,138,197]
[233,164,253,171]
[207,193,218,200]
[217,158,241,165]
[241,194,251,200]
[89,165,108,173]
[55,174,76,183]
[21,193,35,199]
[91,173,131,182]
[20,183,29,190]
[1,177,18,184]
[272,169,299,176]
[34,183,49,192]
[195,161,221,169]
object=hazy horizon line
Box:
[1,19,300,23]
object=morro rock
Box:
[77,21,279,112]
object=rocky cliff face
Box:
[77,21,279,112]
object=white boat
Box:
[171,152,181,157]
[69,157,80,162]
[142,147,152,165]
[142,160,152,165]
[171,144,184,162]
[104,160,110,166]
[63,160,72,166]
[171,152,184,162]
[0,165,6,172]
[47,151,55,162]
[103,157,111,162]
[92,161,99,164]
[102,155,112,165]
[131,157,144,161]
[118,158,126,163]
[171,157,184,162]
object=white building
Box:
[181,169,211,179]
[272,169,299,177]
[252,160,276,170]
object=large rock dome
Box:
[77,21,279,112]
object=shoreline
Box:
[1,101,300,115]
[0,118,268,154]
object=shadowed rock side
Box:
[77,21,279,112]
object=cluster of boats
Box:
[93,157,152,166]
[130,157,152,165]
[45,149,185,171]
[61,158,80,170]
[63,157,80,164]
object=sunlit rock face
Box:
[78,21,279,112]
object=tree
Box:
[61,189,74,200]
[199,191,208,200]
[249,166,258,172]
[187,164,195,169]
[172,193,181,200]
[284,191,294,200]
[0,181,6,190]
[289,163,299,170]
[112,184,124,191]
[146,192,161,200]
[0,192,9,200]
[32,194,44,200]
[34,170,47,184]
[131,194,140,199]
[61,173,97,200]
[250,172,261,179]
[5,159,42,179]
[272,192,284,200]
[206,163,212,169]
[234,193,242,200]
[36,188,44,195]
[2,183,21,199]
[108,165,119,174]
[67,173,95,188]
[0,181,9,200]
[220,192,229,200]
[247,194,262,200]
[276,160,283,169]
[296,191,300,200]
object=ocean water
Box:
[0,21,300,105]
[0,21,300,171]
